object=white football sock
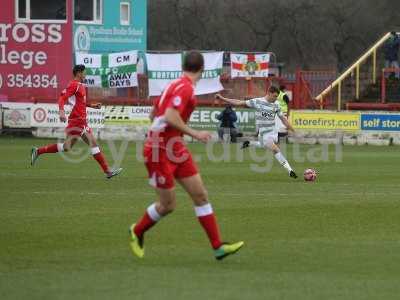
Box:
[147,203,162,221]
[274,152,293,173]
[57,143,64,152]
[91,147,101,155]
[194,203,213,217]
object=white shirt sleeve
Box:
[245,98,257,108]
[276,105,284,118]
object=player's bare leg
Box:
[63,134,79,151]
[31,134,78,166]
[130,187,176,258]
[268,142,297,179]
[81,130,122,179]
[177,174,244,260]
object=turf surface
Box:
[1,136,400,299]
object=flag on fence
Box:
[146,53,182,96]
[146,52,224,96]
[230,53,270,78]
[75,51,138,88]
[195,52,224,96]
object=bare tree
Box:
[148,0,396,71]
[229,0,281,51]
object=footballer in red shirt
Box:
[129,51,244,260]
[31,65,122,179]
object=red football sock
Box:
[196,204,222,249]
[91,147,109,173]
[37,143,60,155]
[134,204,162,238]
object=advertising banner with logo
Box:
[146,52,224,96]
[30,104,256,132]
[75,51,138,88]
[103,106,256,132]
[3,108,30,128]
[104,106,152,125]
[290,111,361,131]
[31,104,151,128]
[230,53,270,78]
[31,103,105,128]
[189,107,256,132]
[0,1,73,102]
[5,102,400,134]
[361,113,400,131]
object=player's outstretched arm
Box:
[165,108,211,143]
[215,94,247,107]
[58,95,68,122]
[279,115,295,133]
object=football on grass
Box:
[304,168,317,182]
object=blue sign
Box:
[73,0,147,53]
[361,114,400,131]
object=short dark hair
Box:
[279,85,286,91]
[73,64,86,76]
[183,51,204,73]
[268,86,280,94]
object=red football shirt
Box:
[58,80,87,122]
[146,75,197,150]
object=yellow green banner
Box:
[290,111,361,131]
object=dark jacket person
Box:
[217,106,238,142]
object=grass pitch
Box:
[1,136,400,299]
